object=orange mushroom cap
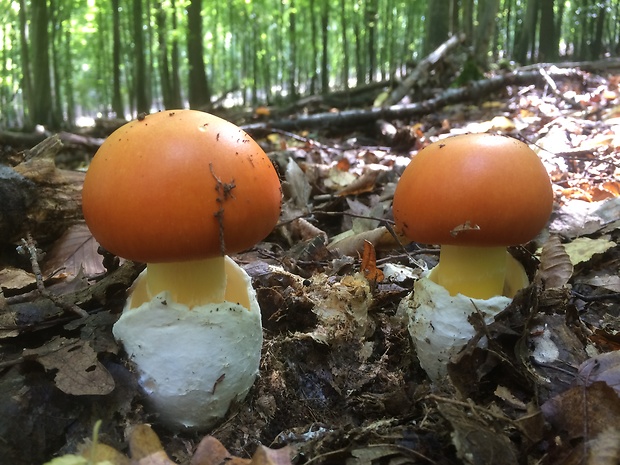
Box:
[392,133,553,247]
[82,110,281,263]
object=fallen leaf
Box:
[336,169,380,196]
[43,223,107,279]
[23,336,115,395]
[249,445,292,465]
[438,402,519,465]
[587,428,620,465]
[563,236,617,265]
[191,436,243,465]
[361,240,384,283]
[129,424,177,465]
[541,381,620,440]
[575,351,620,396]
[538,235,573,289]
[284,158,312,210]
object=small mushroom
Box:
[393,133,553,381]
[82,110,281,429]
[393,133,553,299]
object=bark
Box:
[0,136,84,246]
[111,0,124,118]
[186,0,210,109]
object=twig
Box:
[19,233,89,318]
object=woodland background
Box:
[1,0,618,130]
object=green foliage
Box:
[1,0,618,128]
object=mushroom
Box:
[82,110,281,429]
[393,133,553,299]
[393,133,553,380]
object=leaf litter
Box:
[0,68,619,464]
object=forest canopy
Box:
[1,0,618,130]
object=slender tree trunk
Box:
[424,0,451,55]
[186,0,210,108]
[49,0,63,128]
[31,0,53,127]
[111,0,124,118]
[340,0,349,90]
[133,0,148,114]
[156,4,172,109]
[288,0,297,100]
[366,0,378,82]
[514,0,538,63]
[309,0,318,94]
[538,0,557,61]
[19,0,33,128]
[474,0,500,68]
[354,14,364,85]
[320,0,329,94]
[591,2,606,58]
[170,0,182,108]
[64,27,75,125]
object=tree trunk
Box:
[514,0,539,63]
[170,0,183,108]
[320,0,329,94]
[340,0,349,90]
[288,0,298,100]
[538,0,557,62]
[186,0,210,109]
[18,0,33,128]
[473,0,500,68]
[424,0,451,55]
[133,0,148,114]
[366,0,378,82]
[111,0,124,118]
[31,0,53,127]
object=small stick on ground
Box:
[19,233,89,318]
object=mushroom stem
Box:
[128,257,227,309]
[430,245,507,299]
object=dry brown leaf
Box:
[328,226,397,256]
[129,424,177,465]
[43,223,106,279]
[361,239,384,283]
[538,235,573,289]
[335,169,380,196]
[190,436,249,465]
[587,428,620,465]
[541,381,620,440]
[80,442,131,465]
[190,436,291,465]
[23,336,114,395]
[250,445,292,465]
[576,351,620,396]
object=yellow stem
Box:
[128,257,227,309]
[429,245,507,299]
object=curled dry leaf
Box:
[541,381,620,440]
[190,436,292,465]
[361,239,384,283]
[129,424,177,465]
[538,235,573,289]
[23,336,114,396]
[576,351,620,396]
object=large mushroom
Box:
[393,133,553,380]
[82,110,281,429]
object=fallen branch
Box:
[242,68,588,135]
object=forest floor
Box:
[1,64,620,465]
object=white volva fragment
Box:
[113,256,262,429]
[399,273,512,382]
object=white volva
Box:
[113,256,262,429]
[399,273,512,382]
